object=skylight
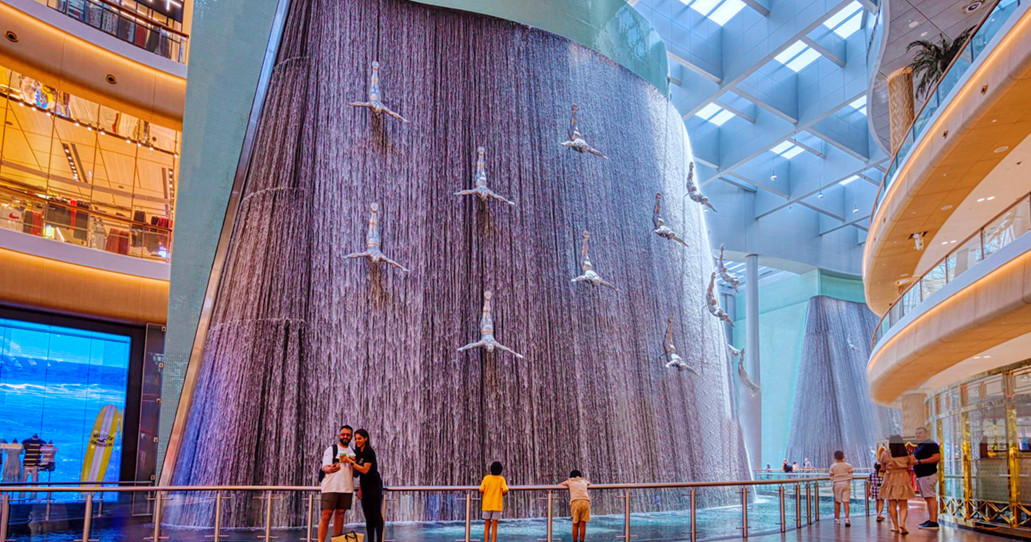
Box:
[823,1,865,38]
[695,103,736,126]
[774,41,822,72]
[679,0,746,26]
[770,141,805,159]
[848,96,868,115]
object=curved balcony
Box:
[863,0,1031,312]
[37,0,188,64]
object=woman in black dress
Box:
[352,428,384,542]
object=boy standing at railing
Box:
[479,461,508,542]
[867,462,885,522]
[829,450,855,527]
[560,469,591,542]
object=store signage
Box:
[138,0,185,23]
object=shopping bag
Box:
[330,532,364,542]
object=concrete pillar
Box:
[742,254,762,468]
[901,391,928,436]
[887,67,916,154]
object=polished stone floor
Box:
[752,514,1007,541]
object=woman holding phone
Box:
[353,429,384,542]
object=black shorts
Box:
[321,492,353,511]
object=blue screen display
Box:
[0,317,131,492]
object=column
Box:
[887,67,916,154]
[901,391,927,435]
[743,254,761,469]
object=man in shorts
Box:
[318,425,355,542]
[829,450,854,526]
[914,427,941,530]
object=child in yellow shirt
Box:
[479,461,509,542]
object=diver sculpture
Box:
[454,146,516,206]
[653,193,689,247]
[686,162,717,212]
[349,61,409,123]
[343,203,410,273]
[571,231,618,291]
[729,344,759,394]
[457,291,524,359]
[661,316,694,372]
[716,244,740,291]
[560,104,608,159]
[706,272,734,327]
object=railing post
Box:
[779,485,786,533]
[0,492,9,542]
[151,491,164,542]
[812,481,819,522]
[741,486,749,538]
[622,489,631,541]
[690,488,697,542]
[546,490,554,542]
[81,492,94,542]
[464,490,472,542]
[211,490,224,542]
[805,482,812,525]
[262,491,274,542]
[865,479,870,516]
[304,492,315,542]
[795,483,802,529]
[45,491,52,522]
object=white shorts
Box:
[917,475,937,498]
[832,482,851,503]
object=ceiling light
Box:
[942,205,953,210]
[950,240,957,243]
[770,172,777,182]
[908,20,920,28]
[977,198,985,202]
[852,206,859,214]
[994,146,1009,153]
[941,241,949,245]
[818,191,824,199]
[984,355,991,358]
[987,196,995,200]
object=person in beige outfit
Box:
[879,435,917,534]
[560,470,591,542]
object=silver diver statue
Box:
[571,231,618,291]
[454,146,516,206]
[653,193,689,247]
[457,291,525,359]
[729,344,759,394]
[686,162,717,212]
[716,244,740,291]
[706,272,734,327]
[661,316,695,372]
[349,61,409,123]
[560,104,608,159]
[343,203,410,273]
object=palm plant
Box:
[906,26,976,98]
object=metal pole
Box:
[213,490,224,542]
[805,483,812,525]
[464,490,472,542]
[741,486,749,538]
[546,490,554,542]
[778,485,786,533]
[45,492,52,522]
[864,479,870,516]
[0,493,9,542]
[622,489,631,541]
[262,491,274,542]
[81,492,94,542]
[794,483,801,529]
[152,491,164,542]
[812,481,819,523]
[305,493,315,542]
[690,488,697,542]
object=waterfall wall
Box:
[785,296,900,468]
[168,0,749,524]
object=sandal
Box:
[876,516,885,522]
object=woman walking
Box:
[353,429,384,542]
[880,435,917,534]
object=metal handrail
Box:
[869,0,1018,217]
[870,190,1031,349]
[38,0,190,63]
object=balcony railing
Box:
[38,0,188,64]
[871,0,1024,216]
[871,192,1031,347]
[0,477,874,542]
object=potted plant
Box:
[906,26,976,99]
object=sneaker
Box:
[918,521,940,530]
[834,519,840,524]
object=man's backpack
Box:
[317,443,338,483]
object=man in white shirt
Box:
[318,425,355,542]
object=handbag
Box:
[330,532,364,542]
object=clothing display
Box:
[106,228,130,254]
[0,204,23,232]
[1,442,23,483]
[23,211,43,236]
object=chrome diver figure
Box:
[571,231,618,291]
[661,316,695,372]
[716,244,740,291]
[686,162,717,212]
[454,146,516,206]
[653,193,689,247]
[706,272,734,327]
[560,104,608,159]
[729,344,759,394]
[343,203,410,273]
[457,291,524,359]
[349,61,409,123]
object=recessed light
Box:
[994,146,1009,153]
[977,198,985,202]
[942,205,953,210]
[965,0,983,12]
[974,356,982,359]
[987,196,995,200]
[901,273,909,277]
[908,20,920,28]
[950,240,957,244]
[4,30,18,43]
[941,241,949,245]
[984,355,992,358]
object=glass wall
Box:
[0,65,179,261]
[931,360,1031,531]
[0,316,131,498]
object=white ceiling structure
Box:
[631,0,892,275]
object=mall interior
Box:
[0,0,1029,540]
